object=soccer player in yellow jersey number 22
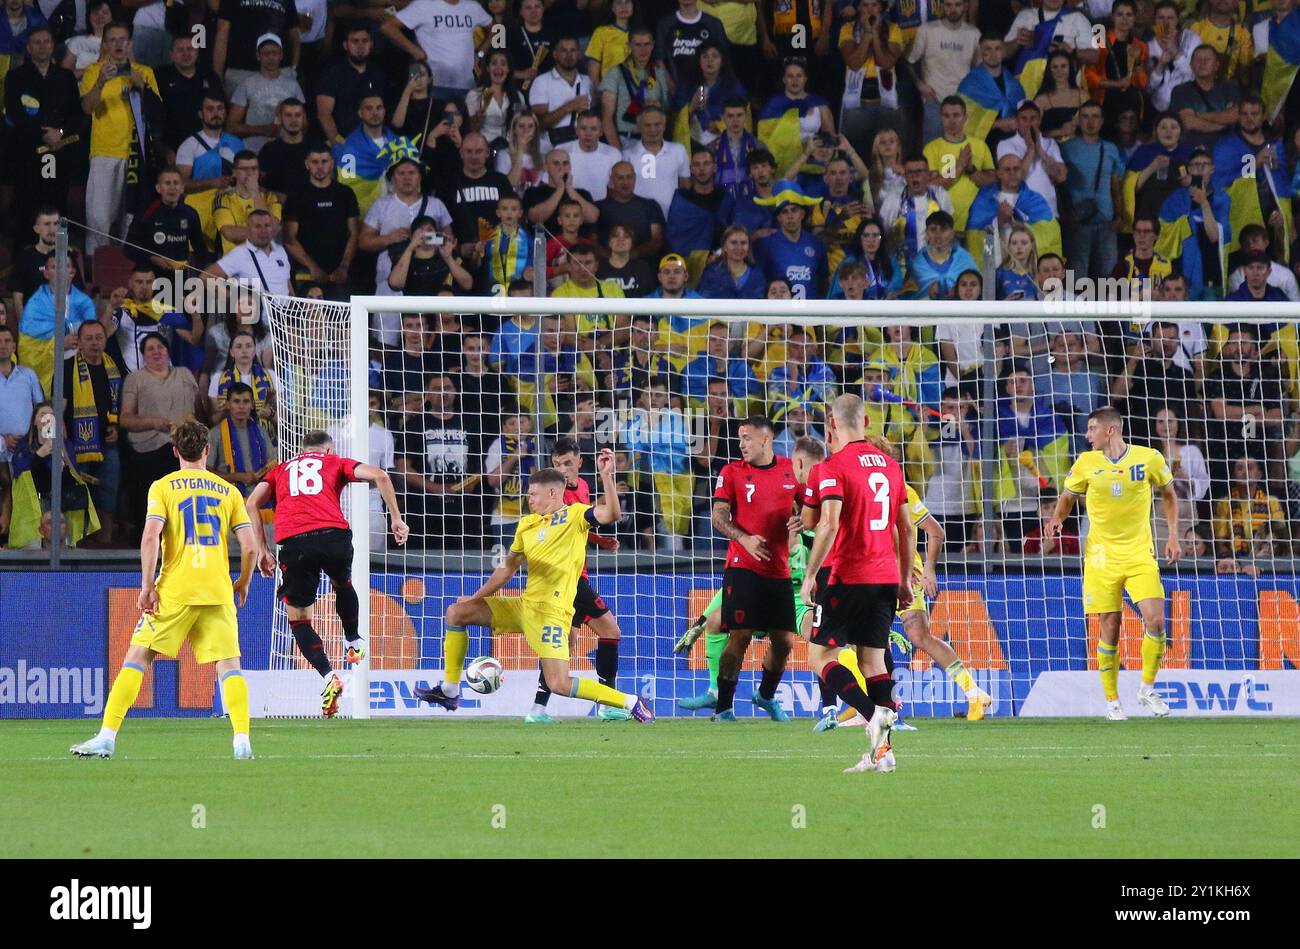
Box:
[415,448,655,721]
[1045,407,1181,721]
[71,421,258,759]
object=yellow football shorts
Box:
[1083,559,1164,614]
[896,574,928,619]
[487,596,574,661]
[130,600,241,663]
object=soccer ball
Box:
[465,656,505,694]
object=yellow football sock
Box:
[1141,631,1165,686]
[945,659,978,695]
[221,670,250,736]
[444,627,469,684]
[573,677,630,709]
[838,648,867,691]
[103,663,145,733]
[1098,642,1119,701]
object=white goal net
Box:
[257,292,1300,720]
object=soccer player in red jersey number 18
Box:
[245,430,410,717]
[800,395,915,773]
[710,416,802,722]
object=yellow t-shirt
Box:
[1063,445,1173,566]
[1190,18,1254,79]
[586,25,631,80]
[838,21,906,81]
[213,191,285,241]
[906,483,930,572]
[922,135,994,233]
[701,2,759,47]
[1213,489,1286,553]
[145,470,251,606]
[510,501,595,612]
[80,62,161,159]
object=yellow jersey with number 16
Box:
[510,502,597,613]
[1063,445,1172,566]
[145,471,251,606]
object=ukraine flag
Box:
[958,66,1027,143]
[1212,132,1295,262]
[1262,9,1300,123]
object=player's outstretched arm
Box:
[138,517,164,615]
[802,499,841,606]
[1044,490,1077,541]
[231,524,256,607]
[244,482,277,577]
[591,448,622,525]
[354,463,410,546]
[1161,483,1181,564]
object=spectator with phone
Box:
[382,0,493,101]
[80,21,162,257]
[1156,146,1230,299]
[387,216,474,296]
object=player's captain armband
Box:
[819,478,837,490]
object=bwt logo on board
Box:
[49,880,152,929]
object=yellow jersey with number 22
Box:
[510,502,597,613]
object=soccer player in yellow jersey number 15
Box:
[415,448,655,721]
[71,421,258,759]
[1044,407,1181,721]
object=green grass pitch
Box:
[7,717,1299,858]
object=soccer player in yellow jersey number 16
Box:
[415,448,655,722]
[71,421,258,760]
[1044,407,1181,721]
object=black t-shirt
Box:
[399,410,471,484]
[655,11,728,88]
[385,244,458,295]
[315,58,386,138]
[437,169,516,244]
[522,183,596,235]
[155,64,225,153]
[456,370,506,458]
[218,0,300,73]
[62,358,113,432]
[596,194,664,247]
[259,138,315,196]
[1204,362,1284,413]
[382,348,442,400]
[506,25,554,75]
[597,257,655,297]
[13,244,85,300]
[1123,357,1197,440]
[283,180,360,272]
[125,200,209,268]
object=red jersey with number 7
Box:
[816,440,906,585]
[261,451,362,542]
[714,456,799,579]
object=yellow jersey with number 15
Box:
[510,502,597,612]
[1063,445,1172,566]
[145,471,251,606]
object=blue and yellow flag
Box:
[1156,186,1232,295]
[1212,131,1294,262]
[964,185,1061,265]
[757,94,821,175]
[958,66,1026,142]
[1262,10,1300,122]
[1011,8,1066,98]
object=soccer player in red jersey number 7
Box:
[801,394,915,773]
[245,430,410,717]
[710,416,802,722]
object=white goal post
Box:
[252,291,1300,721]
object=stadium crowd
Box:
[0,0,1298,567]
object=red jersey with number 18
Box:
[261,451,362,542]
[714,456,799,579]
[817,440,906,585]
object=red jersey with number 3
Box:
[564,477,592,579]
[714,456,799,579]
[816,440,906,585]
[261,451,362,542]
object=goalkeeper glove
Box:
[890,630,912,654]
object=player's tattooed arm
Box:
[801,498,841,606]
[712,500,768,560]
[244,482,277,576]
